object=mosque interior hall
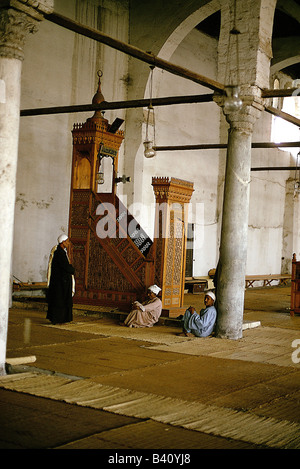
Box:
[0,0,300,451]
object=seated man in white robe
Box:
[178,291,217,337]
[121,284,162,328]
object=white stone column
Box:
[216,90,264,339]
[215,0,276,339]
[0,0,53,375]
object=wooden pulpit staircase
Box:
[69,74,193,316]
[70,189,154,309]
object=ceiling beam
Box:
[28,12,300,130]
[45,14,300,100]
[20,94,214,117]
[44,13,300,100]
[251,167,299,171]
[264,105,300,127]
[20,95,300,132]
[261,88,299,98]
[154,141,300,151]
[45,12,225,93]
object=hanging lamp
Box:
[144,66,156,158]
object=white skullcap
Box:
[57,234,68,244]
[148,284,161,295]
[205,291,216,302]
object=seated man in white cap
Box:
[46,234,75,325]
[121,284,162,328]
[178,291,217,338]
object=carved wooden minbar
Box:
[68,75,193,315]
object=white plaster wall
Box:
[247,162,286,275]
[133,29,220,276]
[13,0,129,283]
[248,100,300,275]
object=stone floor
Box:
[1,286,300,454]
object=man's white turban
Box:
[148,284,161,295]
[57,234,68,244]
[205,290,216,302]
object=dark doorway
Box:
[185,223,194,277]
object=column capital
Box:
[214,85,265,133]
[0,0,53,60]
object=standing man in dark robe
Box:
[47,234,75,325]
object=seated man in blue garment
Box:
[177,291,217,338]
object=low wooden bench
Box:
[13,282,47,291]
[185,274,291,294]
[245,274,291,288]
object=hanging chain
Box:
[145,65,155,144]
